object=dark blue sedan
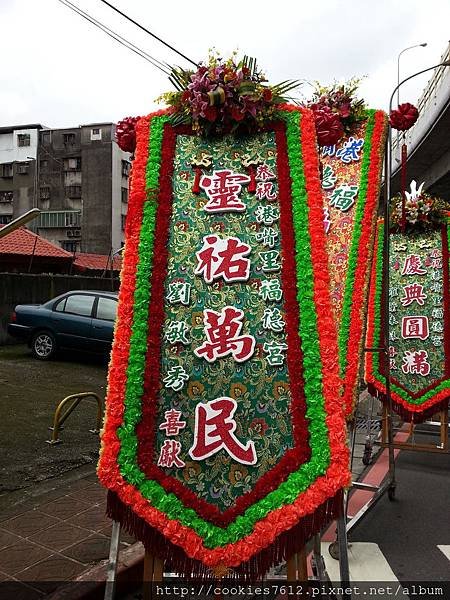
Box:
[8,290,118,360]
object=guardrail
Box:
[47,391,103,445]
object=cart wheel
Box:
[388,485,396,501]
[329,541,340,560]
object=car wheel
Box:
[31,331,57,360]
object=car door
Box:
[51,293,95,349]
[91,295,118,352]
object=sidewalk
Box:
[0,467,137,598]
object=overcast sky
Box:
[1,0,449,129]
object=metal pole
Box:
[104,520,121,600]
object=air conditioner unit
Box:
[73,229,81,237]
[67,230,74,237]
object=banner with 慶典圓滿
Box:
[365,218,450,422]
[320,110,388,417]
[97,105,350,577]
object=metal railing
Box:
[47,391,103,445]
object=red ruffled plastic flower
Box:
[389,103,418,131]
[312,107,344,146]
[116,116,140,153]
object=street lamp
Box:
[397,43,427,106]
[0,209,41,239]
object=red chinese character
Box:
[194,306,256,363]
[255,181,277,201]
[401,316,429,340]
[157,440,185,468]
[189,397,257,465]
[200,169,250,213]
[401,255,427,275]
[400,283,427,307]
[159,409,186,436]
[401,350,431,376]
[195,235,251,283]
[256,163,276,181]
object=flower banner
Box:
[98,106,350,577]
[320,110,388,416]
[365,219,450,422]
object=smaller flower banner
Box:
[365,219,450,422]
[320,110,388,416]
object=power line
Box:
[57,0,172,75]
[98,0,198,68]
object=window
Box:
[65,185,81,198]
[121,160,130,177]
[0,191,13,203]
[41,131,51,145]
[121,213,127,230]
[1,163,13,178]
[121,187,128,203]
[90,128,102,141]
[63,133,76,145]
[17,134,30,147]
[54,298,66,312]
[61,241,79,252]
[37,210,81,228]
[96,297,117,321]
[40,186,50,200]
[17,162,30,175]
[63,157,81,171]
[0,215,12,224]
[63,294,95,317]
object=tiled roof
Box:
[73,253,122,271]
[0,226,72,259]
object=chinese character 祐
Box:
[321,165,337,190]
[194,306,256,363]
[256,163,276,181]
[401,255,427,275]
[263,341,288,366]
[323,206,331,234]
[321,145,336,157]
[159,409,186,435]
[166,281,192,306]
[255,181,278,201]
[200,169,250,213]
[259,279,283,302]
[255,204,280,225]
[401,316,429,340]
[256,226,278,248]
[401,350,431,376]
[329,184,358,212]
[158,440,185,468]
[336,137,364,163]
[400,283,427,307]
[195,235,251,283]
[165,320,190,345]
[163,366,189,391]
[189,397,257,465]
[262,307,285,332]
[259,250,280,272]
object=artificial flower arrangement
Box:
[390,180,449,231]
[158,51,300,135]
[307,78,367,146]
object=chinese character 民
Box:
[259,279,283,302]
[159,409,186,435]
[195,235,251,284]
[200,169,250,213]
[262,307,285,333]
[166,281,192,306]
[401,316,429,340]
[336,137,364,163]
[255,204,280,225]
[259,250,280,272]
[189,397,257,465]
[400,283,427,307]
[158,440,185,468]
[256,226,278,248]
[263,341,288,366]
[194,306,256,363]
[163,366,189,392]
[401,255,427,276]
[401,350,431,376]
[322,165,337,190]
[255,181,277,201]
[165,321,190,345]
[329,184,359,212]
